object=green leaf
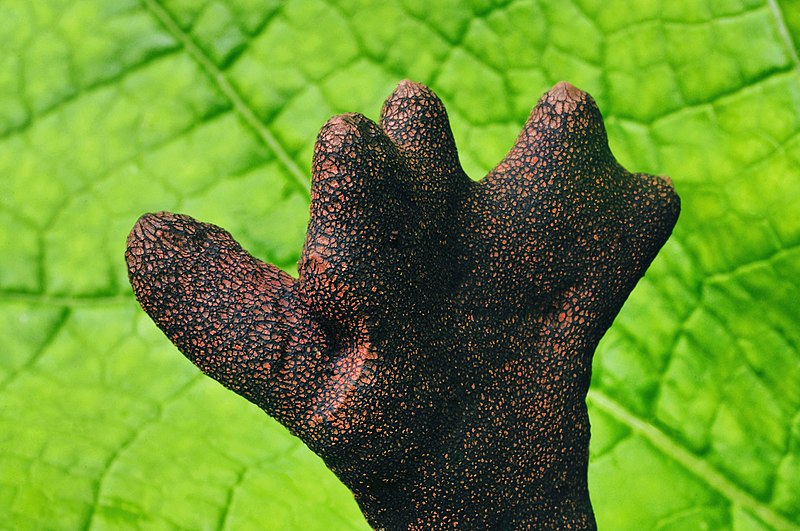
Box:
[1,0,798,529]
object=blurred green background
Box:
[2,0,799,529]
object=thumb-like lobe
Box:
[125,212,328,429]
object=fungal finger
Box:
[485,81,614,192]
[299,113,415,328]
[379,80,470,192]
[125,212,329,428]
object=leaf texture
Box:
[1,0,798,529]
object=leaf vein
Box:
[588,390,798,531]
[83,376,203,529]
[767,0,800,72]
[141,0,310,197]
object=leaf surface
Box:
[1,0,798,528]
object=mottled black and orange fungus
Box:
[126,81,679,530]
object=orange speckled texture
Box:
[126,80,679,529]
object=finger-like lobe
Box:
[125,212,328,429]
